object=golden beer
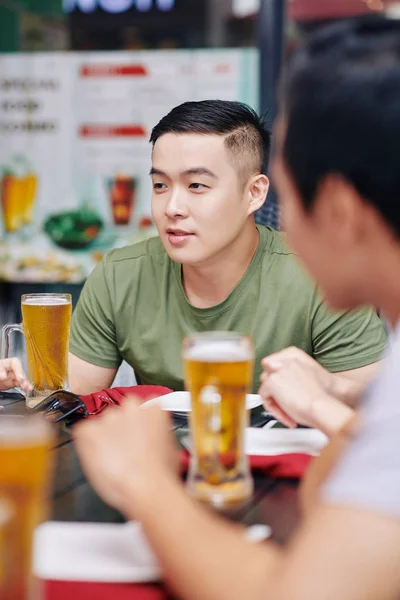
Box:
[184,333,254,508]
[22,295,72,404]
[0,416,54,600]
[1,294,72,409]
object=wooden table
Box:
[1,394,300,547]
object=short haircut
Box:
[150,100,271,183]
[282,15,400,235]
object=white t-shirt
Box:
[323,323,400,517]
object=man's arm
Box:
[68,353,117,396]
[259,348,356,436]
[68,258,123,395]
[126,479,400,600]
[259,349,382,436]
[332,362,381,407]
[74,401,400,600]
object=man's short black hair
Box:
[283,15,400,235]
[150,100,271,183]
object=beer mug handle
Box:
[1,323,24,361]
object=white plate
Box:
[33,521,271,583]
[33,521,161,583]
[144,391,262,412]
[245,428,328,457]
[180,428,328,457]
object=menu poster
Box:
[0,48,259,283]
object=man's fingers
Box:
[264,396,297,428]
[10,358,28,381]
[259,374,299,428]
[261,357,284,373]
[0,358,31,391]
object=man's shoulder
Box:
[103,237,170,271]
[90,236,171,291]
[258,225,314,283]
[104,235,167,265]
[258,225,300,262]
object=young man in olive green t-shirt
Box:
[69,100,386,395]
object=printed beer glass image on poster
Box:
[1,156,37,234]
[107,175,136,226]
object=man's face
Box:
[273,118,368,311]
[151,133,254,266]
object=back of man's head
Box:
[150,100,271,184]
[283,16,400,235]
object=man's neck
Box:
[182,223,260,309]
[365,243,400,329]
[378,276,400,330]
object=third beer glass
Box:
[0,416,54,600]
[1,294,72,408]
[183,332,254,508]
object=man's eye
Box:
[153,183,167,190]
[189,183,207,190]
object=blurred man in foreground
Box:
[75,16,400,600]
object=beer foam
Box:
[22,296,71,306]
[0,416,52,446]
[184,341,252,363]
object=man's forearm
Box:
[330,375,364,407]
[120,470,283,600]
[331,362,381,408]
[311,393,355,438]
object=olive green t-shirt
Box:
[70,225,387,393]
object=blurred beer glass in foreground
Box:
[1,294,72,409]
[0,498,13,598]
[0,416,54,600]
[183,332,254,508]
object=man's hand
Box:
[73,398,179,515]
[0,358,32,392]
[259,348,354,436]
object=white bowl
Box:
[144,391,262,412]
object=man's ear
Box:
[247,174,270,216]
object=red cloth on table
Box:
[44,581,169,600]
[80,385,313,479]
[80,385,174,415]
[179,450,312,479]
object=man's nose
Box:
[164,188,189,219]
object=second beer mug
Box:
[1,293,72,408]
[183,332,254,509]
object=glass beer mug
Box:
[1,293,72,408]
[183,331,254,509]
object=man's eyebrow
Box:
[149,167,167,176]
[182,167,218,178]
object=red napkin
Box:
[80,385,174,415]
[178,449,312,480]
[44,580,169,600]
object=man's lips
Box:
[166,229,193,235]
[166,229,195,245]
